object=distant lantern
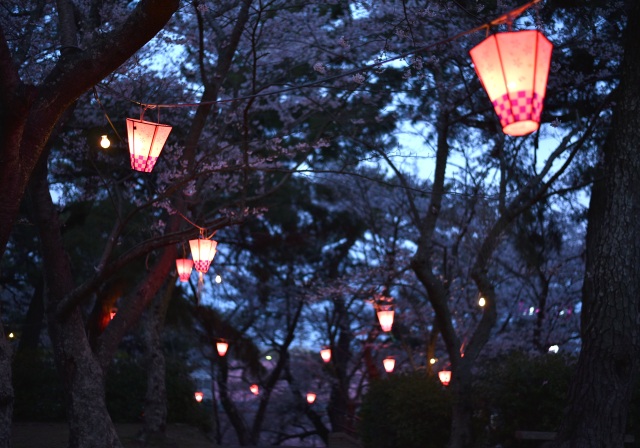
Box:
[383,357,396,373]
[439,370,452,386]
[189,237,218,273]
[100,135,111,149]
[306,392,317,404]
[110,308,117,320]
[250,384,260,395]
[478,296,486,307]
[176,258,194,282]
[469,30,553,136]
[194,391,204,402]
[320,347,332,363]
[376,304,395,332]
[217,340,229,357]
[126,117,172,172]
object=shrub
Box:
[359,372,451,448]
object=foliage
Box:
[359,373,451,448]
[474,351,575,447]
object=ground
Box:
[11,422,213,448]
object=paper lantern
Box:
[376,304,394,332]
[438,370,452,386]
[469,30,553,136]
[189,238,218,273]
[306,392,317,404]
[320,347,332,363]
[175,258,193,282]
[126,118,172,172]
[217,340,229,357]
[250,384,259,395]
[194,391,204,402]
[383,357,396,373]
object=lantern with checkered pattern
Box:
[126,118,172,172]
[175,258,193,282]
[470,30,553,136]
[189,238,217,273]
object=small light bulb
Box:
[8,332,14,339]
[266,355,272,360]
[429,358,437,365]
[100,135,111,149]
[478,297,486,307]
[215,274,222,284]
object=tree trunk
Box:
[548,2,640,446]
[30,156,122,448]
[139,300,168,444]
[0,320,13,448]
[448,359,473,448]
[139,280,175,445]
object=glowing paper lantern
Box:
[194,391,204,402]
[376,304,394,332]
[175,258,193,282]
[217,340,229,357]
[383,357,396,373]
[189,238,218,273]
[126,118,172,172]
[250,384,259,395]
[438,370,452,386]
[469,30,553,136]
[320,347,332,363]
[306,392,317,404]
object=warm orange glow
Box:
[377,305,394,332]
[470,30,553,136]
[189,238,218,273]
[438,370,452,386]
[216,340,229,357]
[306,392,317,404]
[383,357,396,373]
[320,347,332,363]
[100,135,111,149]
[250,384,260,395]
[126,118,172,172]
[175,258,194,282]
[194,391,204,402]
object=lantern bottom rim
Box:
[503,120,539,137]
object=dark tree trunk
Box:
[140,306,168,444]
[548,3,640,446]
[448,359,473,448]
[139,282,175,444]
[0,321,13,448]
[30,157,122,448]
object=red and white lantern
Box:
[217,340,229,357]
[376,304,394,332]
[250,384,260,395]
[176,258,193,282]
[194,391,204,402]
[320,347,332,363]
[126,118,172,172]
[306,392,317,404]
[189,238,218,273]
[470,30,553,136]
[438,370,452,386]
[383,357,396,373]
